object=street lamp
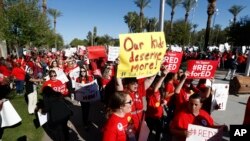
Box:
[159,0,166,31]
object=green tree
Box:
[134,0,151,32]
[42,0,47,15]
[47,8,62,49]
[166,0,183,32]
[228,5,245,26]
[204,0,216,51]
[227,16,250,46]
[70,38,85,47]
[146,17,158,32]
[1,0,51,55]
[183,0,197,23]
[124,11,138,32]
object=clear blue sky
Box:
[45,0,250,44]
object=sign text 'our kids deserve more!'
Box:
[117,32,166,78]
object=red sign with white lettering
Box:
[162,52,183,73]
[186,60,218,79]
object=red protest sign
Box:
[162,52,183,73]
[186,60,218,79]
[87,46,107,59]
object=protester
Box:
[11,62,26,95]
[42,70,68,95]
[25,68,43,114]
[116,74,156,139]
[76,66,95,130]
[102,91,134,141]
[0,77,11,140]
[145,68,169,141]
[223,53,238,80]
[170,93,227,141]
[41,86,72,141]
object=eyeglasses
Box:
[50,75,57,77]
[81,70,86,72]
[125,100,133,105]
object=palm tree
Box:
[47,8,62,33]
[134,0,151,32]
[146,17,158,32]
[183,0,197,23]
[42,0,47,15]
[228,5,245,26]
[124,12,138,33]
[204,0,216,51]
[0,0,3,10]
[166,0,183,32]
[48,8,62,49]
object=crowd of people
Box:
[0,47,249,141]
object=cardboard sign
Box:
[186,60,218,79]
[45,68,69,84]
[211,84,229,112]
[75,80,100,102]
[1,100,22,128]
[117,32,166,78]
[162,52,183,72]
[69,66,80,88]
[186,124,219,141]
[108,46,120,61]
[87,46,107,59]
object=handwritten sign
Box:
[186,60,218,79]
[211,84,229,112]
[75,80,100,102]
[162,52,183,72]
[117,32,166,78]
[108,46,120,61]
[186,124,219,141]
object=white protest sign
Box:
[186,124,218,141]
[211,83,229,112]
[51,48,57,53]
[1,100,22,128]
[37,111,47,126]
[108,46,120,61]
[75,80,100,102]
[69,66,80,88]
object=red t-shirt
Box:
[0,65,11,77]
[146,88,163,119]
[102,113,132,141]
[42,79,68,95]
[170,108,214,141]
[11,67,26,80]
[76,76,94,84]
[174,88,190,114]
[164,82,175,103]
[101,77,111,87]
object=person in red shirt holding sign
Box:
[102,91,134,141]
[42,70,68,96]
[146,68,169,141]
[116,75,156,139]
[170,93,227,141]
[76,66,95,130]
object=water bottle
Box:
[71,93,74,101]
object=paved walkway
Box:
[42,70,250,141]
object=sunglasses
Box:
[50,75,57,77]
[125,100,133,105]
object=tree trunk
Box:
[170,10,174,33]
[42,0,47,15]
[184,12,189,23]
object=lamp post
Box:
[158,0,166,31]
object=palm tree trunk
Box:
[140,11,143,32]
[0,0,3,10]
[233,16,236,26]
[184,12,189,23]
[42,0,47,15]
[204,2,216,51]
[170,10,174,33]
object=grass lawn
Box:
[2,90,44,141]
